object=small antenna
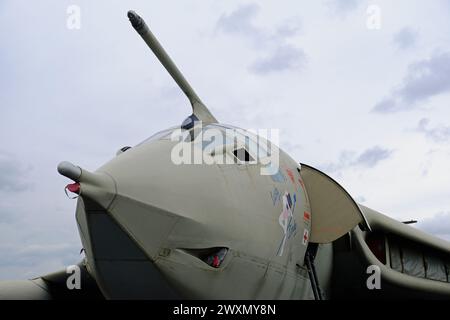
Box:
[127,10,218,124]
[402,220,418,225]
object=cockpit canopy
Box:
[137,123,273,164]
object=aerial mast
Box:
[127,10,218,124]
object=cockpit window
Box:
[136,126,179,146]
[233,148,254,163]
[205,124,271,160]
[137,124,272,164]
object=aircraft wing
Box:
[0,261,104,300]
[337,205,450,299]
[300,163,450,299]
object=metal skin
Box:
[0,10,449,300]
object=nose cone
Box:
[58,159,177,299]
[57,161,81,181]
[57,161,116,210]
[96,140,230,255]
[94,142,197,258]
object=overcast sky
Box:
[1,0,450,280]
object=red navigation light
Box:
[65,182,81,197]
[67,183,80,194]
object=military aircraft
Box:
[0,10,449,300]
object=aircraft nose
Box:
[57,155,183,261]
[93,144,187,260]
[91,140,227,256]
[57,160,178,299]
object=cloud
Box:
[416,212,450,241]
[0,205,16,224]
[325,0,363,14]
[216,4,263,44]
[0,243,78,267]
[0,242,81,280]
[355,146,393,167]
[250,44,306,74]
[275,18,302,38]
[0,152,31,192]
[417,118,450,143]
[373,52,450,113]
[322,146,393,173]
[393,27,418,50]
[216,4,306,74]
[0,210,82,280]
[372,98,397,113]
